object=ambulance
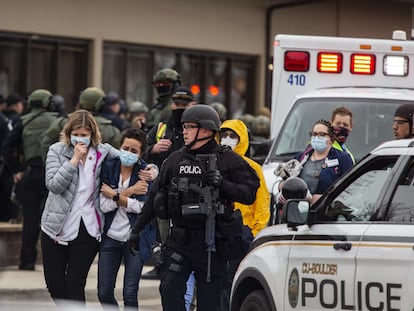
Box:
[231,137,414,311]
[262,31,414,196]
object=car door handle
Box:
[333,242,352,251]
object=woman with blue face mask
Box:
[98,127,155,310]
[292,119,353,204]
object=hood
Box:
[220,119,249,156]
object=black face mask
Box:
[171,109,185,125]
[334,126,350,143]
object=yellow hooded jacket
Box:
[220,119,270,236]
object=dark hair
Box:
[314,119,336,137]
[120,128,147,153]
[331,106,353,126]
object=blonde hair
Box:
[62,109,102,146]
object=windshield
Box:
[268,98,411,162]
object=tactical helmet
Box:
[153,68,180,84]
[394,103,414,130]
[181,105,220,131]
[128,101,149,114]
[79,87,105,112]
[253,115,270,137]
[152,68,181,97]
[209,102,227,121]
[238,114,256,131]
[282,177,308,200]
[49,94,65,113]
[28,89,52,108]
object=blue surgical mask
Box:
[119,149,139,167]
[70,135,91,147]
[311,136,328,152]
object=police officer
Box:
[41,87,121,158]
[147,68,181,129]
[2,89,59,270]
[128,105,260,311]
[142,86,195,280]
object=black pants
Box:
[41,221,99,303]
[15,166,46,266]
[160,238,227,311]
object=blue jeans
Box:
[98,234,144,309]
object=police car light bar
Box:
[383,55,408,76]
[317,52,343,73]
[284,51,310,72]
[350,54,376,74]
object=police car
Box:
[231,138,414,311]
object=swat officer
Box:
[2,89,59,270]
[147,68,181,129]
[41,87,121,158]
[128,105,260,311]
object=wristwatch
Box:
[112,193,120,202]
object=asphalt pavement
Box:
[0,262,162,310]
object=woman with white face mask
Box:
[41,109,120,304]
[294,119,353,204]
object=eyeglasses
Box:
[309,131,330,138]
[182,124,200,130]
[220,132,238,139]
[393,119,410,126]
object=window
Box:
[0,33,88,112]
[103,42,257,118]
[324,156,398,222]
[387,159,414,222]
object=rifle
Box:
[196,154,224,282]
[178,154,224,282]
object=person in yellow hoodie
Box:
[218,119,270,310]
[219,119,270,236]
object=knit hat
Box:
[394,103,414,129]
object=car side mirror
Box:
[283,199,310,228]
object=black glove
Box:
[127,231,140,256]
[205,170,223,188]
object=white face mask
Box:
[221,137,238,150]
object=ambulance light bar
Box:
[350,54,375,74]
[284,51,310,72]
[383,55,408,76]
[284,50,409,77]
[317,52,342,73]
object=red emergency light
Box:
[350,54,375,74]
[191,84,200,95]
[284,51,310,72]
[317,52,343,73]
[209,85,220,96]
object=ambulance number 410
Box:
[287,74,306,86]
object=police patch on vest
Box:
[179,165,202,175]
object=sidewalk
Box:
[0,263,162,310]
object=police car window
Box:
[386,159,414,222]
[325,156,397,221]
